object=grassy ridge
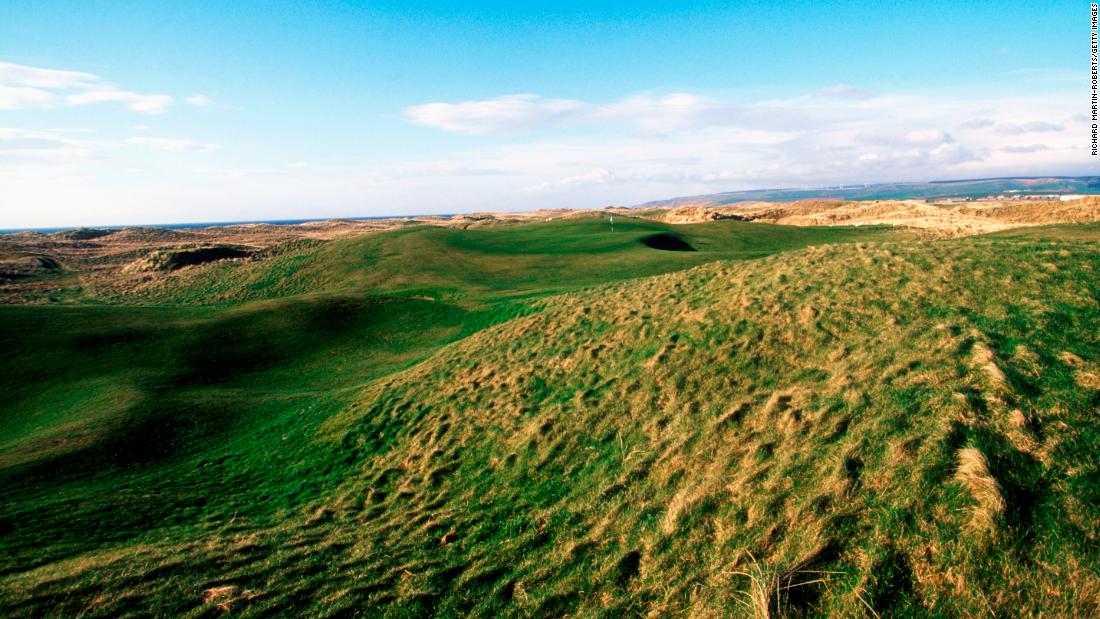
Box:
[115,215,906,305]
[2,219,1098,616]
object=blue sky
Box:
[0,0,1091,227]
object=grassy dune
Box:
[2,217,1098,616]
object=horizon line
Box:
[4,173,1099,233]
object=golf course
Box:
[2,213,1099,616]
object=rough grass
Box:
[955,448,1006,536]
[2,221,1100,616]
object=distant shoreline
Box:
[0,214,458,235]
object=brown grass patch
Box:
[1007,409,1041,455]
[662,487,701,535]
[971,343,1006,390]
[1058,351,1084,366]
[955,448,1005,536]
[202,585,264,611]
[1074,371,1100,390]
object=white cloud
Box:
[126,136,219,152]
[905,129,951,145]
[958,118,994,130]
[404,94,590,134]
[185,93,212,107]
[995,121,1064,135]
[68,90,173,115]
[818,84,879,100]
[1000,144,1049,154]
[928,142,984,164]
[0,62,99,89]
[406,92,762,135]
[601,93,741,133]
[0,86,58,110]
[403,89,894,137]
[523,167,613,195]
[389,88,1086,204]
[0,61,173,114]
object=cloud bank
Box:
[0,62,173,114]
[404,94,590,134]
[398,88,1083,201]
[1,80,1090,228]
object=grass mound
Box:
[52,227,115,241]
[111,227,197,242]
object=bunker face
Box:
[0,255,62,280]
[176,247,249,267]
[640,233,696,251]
[163,246,251,270]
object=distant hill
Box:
[635,176,1100,208]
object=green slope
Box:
[0,296,516,573]
[114,215,905,305]
[2,219,1098,617]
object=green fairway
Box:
[2,218,1099,617]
